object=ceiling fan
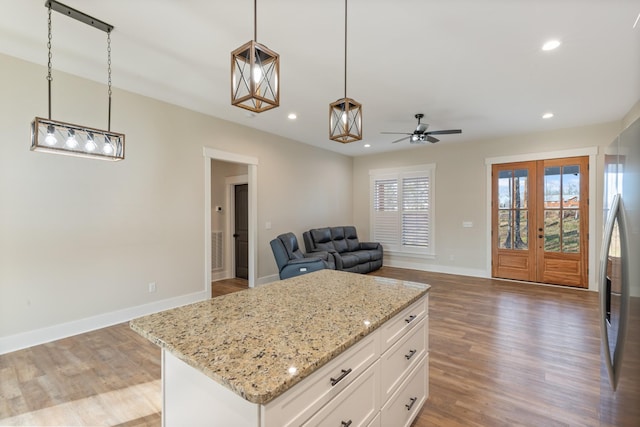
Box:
[381,114,462,144]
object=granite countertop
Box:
[129,269,430,404]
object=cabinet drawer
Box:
[302,362,379,427]
[262,332,379,427]
[380,355,428,427]
[380,296,428,353]
[380,318,427,402]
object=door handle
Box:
[233,233,239,238]
[538,235,543,238]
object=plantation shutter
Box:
[370,164,434,255]
[373,178,399,246]
[402,175,430,247]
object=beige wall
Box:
[0,53,352,340]
[353,121,622,277]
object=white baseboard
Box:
[257,274,280,286]
[385,258,488,279]
[211,270,228,281]
[0,290,208,355]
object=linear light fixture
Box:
[330,0,362,143]
[30,0,125,161]
[231,0,280,113]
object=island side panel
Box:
[163,350,260,426]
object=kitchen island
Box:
[130,269,430,426]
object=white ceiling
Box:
[2,0,639,156]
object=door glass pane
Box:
[544,167,561,208]
[562,210,580,252]
[498,170,512,208]
[562,165,580,208]
[544,210,561,252]
[498,210,512,249]
[514,210,528,249]
[514,169,528,209]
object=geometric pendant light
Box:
[231,0,280,113]
[329,0,362,143]
[31,0,125,161]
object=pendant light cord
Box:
[47,5,53,119]
[107,30,112,131]
[254,0,257,41]
[45,3,114,131]
[344,0,348,99]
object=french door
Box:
[491,156,589,288]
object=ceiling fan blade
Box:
[380,132,411,135]
[425,129,462,135]
[391,136,410,144]
[427,135,439,143]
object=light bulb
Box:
[85,133,97,152]
[45,125,57,146]
[103,137,114,154]
[252,66,262,84]
[65,130,78,148]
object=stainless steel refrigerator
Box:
[599,116,640,426]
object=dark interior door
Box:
[234,184,249,279]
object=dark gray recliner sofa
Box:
[303,226,383,274]
[270,232,335,279]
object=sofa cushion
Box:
[339,253,361,269]
[311,228,335,252]
[344,226,361,251]
[351,250,371,263]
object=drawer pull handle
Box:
[405,396,418,411]
[405,314,417,323]
[405,349,417,360]
[330,368,352,386]
[341,421,352,427]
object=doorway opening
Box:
[204,147,258,294]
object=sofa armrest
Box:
[359,241,382,251]
[305,250,336,270]
[279,258,326,280]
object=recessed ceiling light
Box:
[542,112,554,119]
[364,144,371,148]
[542,40,561,51]
[287,113,297,120]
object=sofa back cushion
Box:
[344,226,360,251]
[331,227,348,253]
[310,228,335,252]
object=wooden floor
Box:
[0,268,612,426]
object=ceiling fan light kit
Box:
[329,0,363,143]
[231,0,280,113]
[382,113,462,145]
[31,0,125,161]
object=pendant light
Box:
[231,0,280,113]
[330,0,362,143]
[30,0,125,161]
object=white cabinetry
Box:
[162,294,429,426]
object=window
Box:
[370,164,435,256]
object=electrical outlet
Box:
[148,282,156,293]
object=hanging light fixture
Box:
[330,0,362,143]
[231,0,280,113]
[30,0,125,161]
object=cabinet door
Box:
[303,362,380,427]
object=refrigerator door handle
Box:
[599,194,618,389]
[599,194,631,391]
